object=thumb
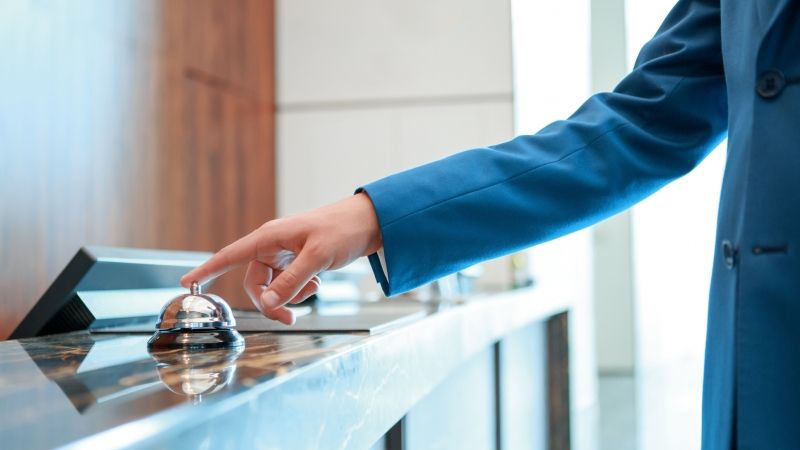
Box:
[260,248,324,310]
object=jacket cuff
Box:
[366,251,390,296]
[355,187,394,296]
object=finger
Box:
[289,276,321,304]
[263,305,296,325]
[181,232,261,287]
[242,261,294,325]
[243,261,273,313]
[260,248,326,310]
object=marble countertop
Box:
[0,287,568,450]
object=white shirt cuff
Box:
[376,247,389,279]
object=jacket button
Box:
[722,240,737,269]
[756,69,786,99]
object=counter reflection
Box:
[19,332,359,414]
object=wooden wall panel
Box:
[0,0,275,339]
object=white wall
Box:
[276,0,514,216]
[626,0,724,369]
[625,1,726,448]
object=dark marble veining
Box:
[0,288,568,450]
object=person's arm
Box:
[360,0,727,295]
[183,0,726,321]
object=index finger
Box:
[181,232,260,287]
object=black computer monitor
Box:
[10,246,212,339]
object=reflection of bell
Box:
[147,282,244,349]
[151,345,243,404]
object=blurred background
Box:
[0,1,724,449]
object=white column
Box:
[590,0,636,375]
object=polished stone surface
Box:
[0,287,567,450]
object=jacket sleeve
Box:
[359,0,728,296]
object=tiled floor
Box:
[598,375,638,450]
[597,358,704,450]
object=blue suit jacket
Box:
[361,0,800,448]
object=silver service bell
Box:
[147,282,245,350]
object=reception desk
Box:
[0,287,570,450]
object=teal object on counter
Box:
[361,0,800,448]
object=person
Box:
[182,0,800,448]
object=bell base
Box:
[147,328,245,350]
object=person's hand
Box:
[180,193,383,325]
